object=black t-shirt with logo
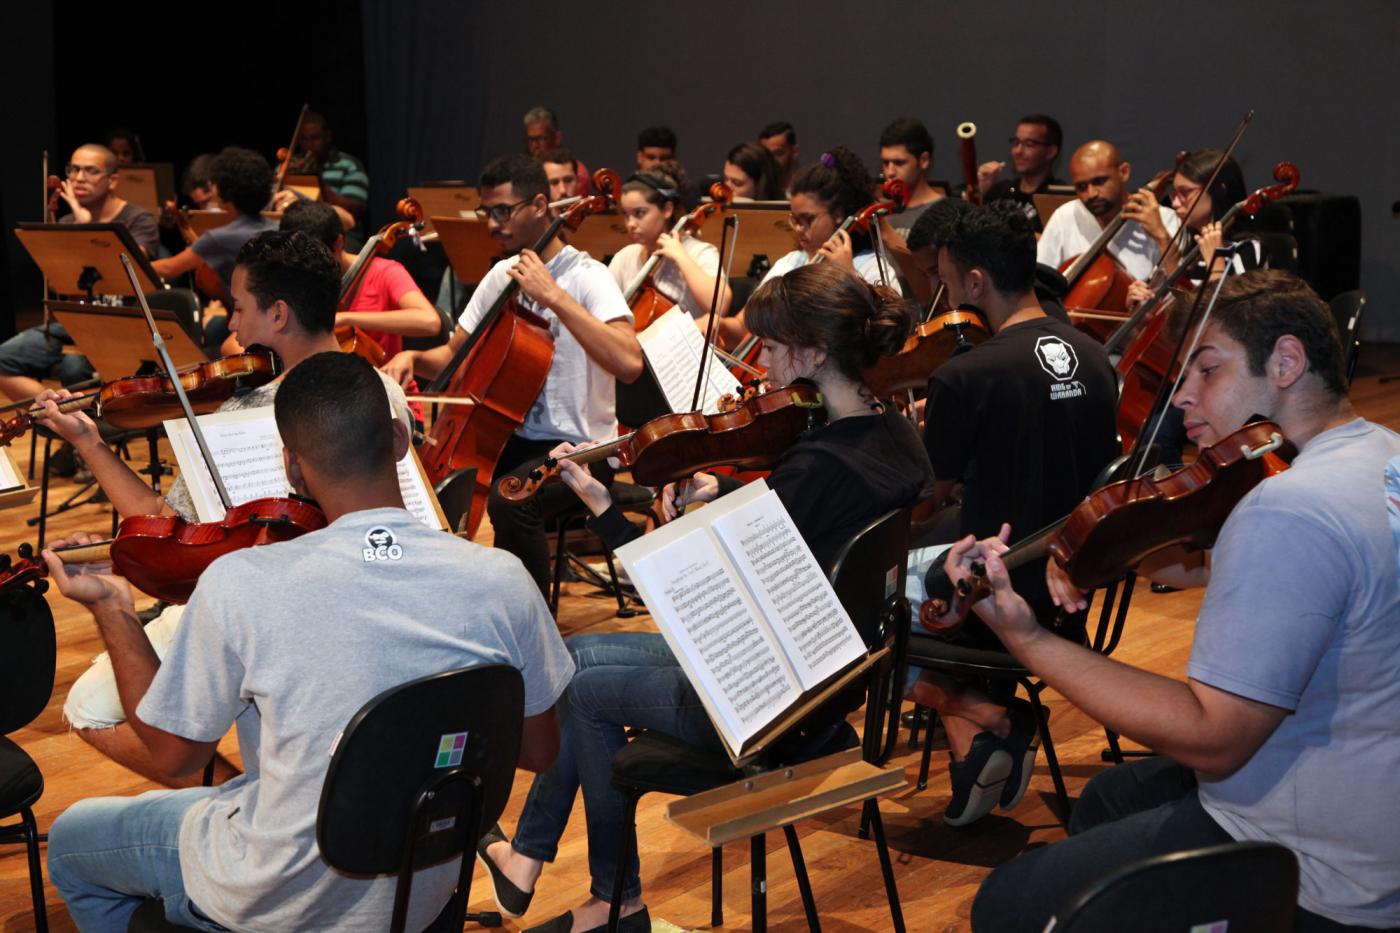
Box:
[923,315,1119,626]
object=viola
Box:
[419,169,623,537]
[919,421,1295,633]
[625,183,734,331]
[497,382,827,504]
[1110,162,1301,451]
[333,198,427,368]
[0,349,279,446]
[274,103,312,190]
[1060,165,1177,341]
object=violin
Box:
[958,122,981,205]
[1061,164,1177,340]
[0,540,110,597]
[625,182,734,331]
[333,197,428,367]
[418,168,623,537]
[1110,162,1300,451]
[919,421,1295,633]
[0,349,279,446]
[863,296,990,398]
[497,382,827,504]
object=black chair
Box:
[1048,841,1298,932]
[547,484,655,618]
[130,665,523,932]
[1328,289,1365,386]
[433,466,478,534]
[0,577,58,933]
[1255,230,1299,273]
[605,508,912,932]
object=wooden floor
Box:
[2,347,1396,932]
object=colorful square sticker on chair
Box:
[884,565,898,600]
[435,731,469,768]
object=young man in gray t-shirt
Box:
[43,352,574,931]
[955,271,1400,932]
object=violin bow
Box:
[690,214,740,413]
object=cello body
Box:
[420,303,555,537]
[1061,251,1135,341]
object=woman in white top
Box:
[607,163,731,326]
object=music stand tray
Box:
[15,222,163,298]
[431,216,504,284]
[1034,190,1077,227]
[48,300,206,378]
[409,183,480,234]
[283,174,321,201]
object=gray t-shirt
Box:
[59,202,159,258]
[192,213,279,290]
[165,370,412,521]
[136,507,573,931]
[1189,418,1400,927]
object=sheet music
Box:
[711,489,864,689]
[628,526,800,747]
[636,306,740,415]
[0,447,25,493]
[164,406,445,530]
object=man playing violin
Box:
[910,201,1119,827]
[963,269,1400,932]
[1036,140,1179,282]
[43,351,572,932]
[34,231,414,786]
[383,154,642,599]
[0,144,159,407]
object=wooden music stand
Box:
[431,217,506,285]
[694,202,798,279]
[14,223,162,298]
[1034,188,1077,227]
[116,163,175,218]
[282,174,322,201]
[0,447,39,511]
[565,208,633,264]
[187,209,235,236]
[48,300,205,378]
[408,183,480,234]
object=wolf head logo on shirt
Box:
[1035,336,1079,381]
[363,527,403,563]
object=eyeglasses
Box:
[475,199,531,224]
[1008,137,1051,150]
[788,211,829,230]
[64,163,109,179]
[1169,185,1203,204]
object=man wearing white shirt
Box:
[1037,140,1179,283]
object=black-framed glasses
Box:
[64,163,109,179]
[1008,137,1051,150]
[475,199,530,224]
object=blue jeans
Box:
[48,787,228,932]
[511,632,724,902]
[0,323,94,385]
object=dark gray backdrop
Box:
[364,0,1400,341]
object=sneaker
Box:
[475,823,533,918]
[943,732,1012,827]
[999,699,1041,811]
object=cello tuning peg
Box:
[17,542,33,559]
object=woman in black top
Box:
[478,262,933,933]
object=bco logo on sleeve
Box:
[363,526,404,563]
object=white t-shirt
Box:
[761,248,904,293]
[457,245,632,443]
[609,236,721,320]
[1037,199,1181,282]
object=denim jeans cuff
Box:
[591,877,641,903]
[511,839,558,864]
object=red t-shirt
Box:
[347,257,421,358]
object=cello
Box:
[623,182,734,331]
[334,197,428,366]
[419,169,623,537]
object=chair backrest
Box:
[317,664,523,876]
[1051,841,1298,933]
[432,466,478,535]
[144,288,202,345]
[827,508,912,763]
[615,371,671,430]
[0,584,57,735]
[1328,289,1365,386]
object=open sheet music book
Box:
[615,480,866,761]
[636,306,741,415]
[163,406,447,531]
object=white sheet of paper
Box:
[626,524,800,749]
[163,406,445,530]
[636,306,740,415]
[710,488,864,690]
[0,447,25,493]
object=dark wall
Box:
[363,0,1400,341]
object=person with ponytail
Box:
[475,261,934,933]
[608,161,732,322]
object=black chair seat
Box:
[127,898,187,932]
[612,732,743,797]
[0,737,43,816]
[907,634,1030,674]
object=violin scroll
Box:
[592,168,624,203]
[879,178,909,210]
[395,197,424,223]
